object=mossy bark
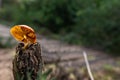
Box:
[13,42,43,80]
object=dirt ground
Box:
[0,24,120,80]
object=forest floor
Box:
[0,24,120,80]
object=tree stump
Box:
[13,42,43,80]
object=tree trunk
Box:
[13,42,43,80]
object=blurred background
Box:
[0,0,120,80]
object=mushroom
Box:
[10,25,36,48]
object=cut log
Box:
[13,42,43,80]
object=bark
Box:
[13,42,43,80]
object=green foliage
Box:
[41,69,53,80]
[61,32,80,44]
[1,0,78,33]
[1,0,120,54]
[0,36,16,48]
[73,0,120,54]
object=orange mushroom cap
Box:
[10,25,36,43]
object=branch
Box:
[83,51,94,80]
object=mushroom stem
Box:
[24,43,29,49]
[23,35,27,41]
[23,35,29,49]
